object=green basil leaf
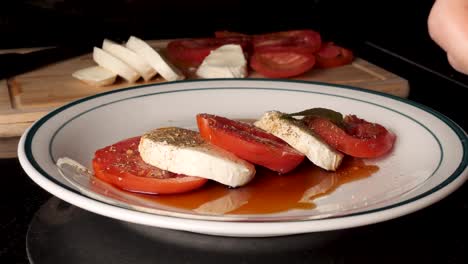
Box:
[286,107,344,124]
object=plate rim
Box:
[17,79,468,234]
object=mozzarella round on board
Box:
[92,47,140,83]
[71,66,117,86]
[196,44,248,79]
[126,36,185,82]
[138,127,256,187]
[102,39,157,81]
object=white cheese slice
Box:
[72,66,117,86]
[254,111,344,171]
[196,44,248,78]
[102,39,157,81]
[138,127,255,187]
[92,47,140,83]
[126,36,185,82]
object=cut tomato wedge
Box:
[196,114,305,174]
[92,136,208,194]
[253,30,322,54]
[166,37,251,68]
[303,115,396,158]
[250,50,316,78]
[315,42,354,68]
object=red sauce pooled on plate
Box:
[136,157,378,214]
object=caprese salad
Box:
[91,108,396,195]
[72,30,354,86]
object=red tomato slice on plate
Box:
[315,42,354,68]
[196,114,305,174]
[303,115,396,158]
[253,30,322,54]
[166,37,251,67]
[92,136,208,194]
[250,50,316,78]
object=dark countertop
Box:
[1,1,467,263]
[2,140,467,264]
[1,158,51,262]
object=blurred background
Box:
[0,1,440,49]
[2,1,466,123]
[0,1,436,44]
[0,1,459,82]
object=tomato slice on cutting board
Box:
[215,30,251,38]
[253,29,322,54]
[196,114,305,174]
[92,136,208,194]
[250,50,316,78]
[303,115,396,158]
[315,42,354,68]
[166,36,251,67]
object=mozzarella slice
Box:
[254,111,344,171]
[126,36,185,81]
[93,47,140,83]
[102,39,157,81]
[72,66,117,86]
[138,127,255,187]
[196,44,247,78]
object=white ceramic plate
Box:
[18,79,467,237]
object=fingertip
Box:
[427,0,448,52]
[447,53,468,75]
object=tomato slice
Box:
[250,50,316,78]
[92,136,208,194]
[196,114,305,174]
[166,37,251,67]
[315,42,354,68]
[303,115,396,158]
[253,30,322,54]
[215,30,251,38]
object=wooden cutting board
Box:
[0,39,409,158]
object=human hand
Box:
[428,0,468,74]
